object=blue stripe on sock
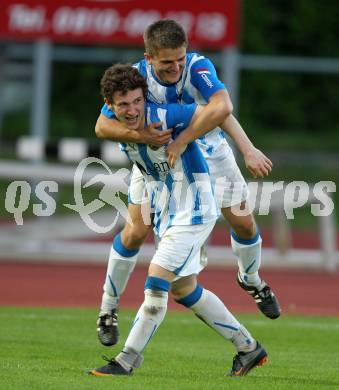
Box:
[113,234,139,257]
[214,322,239,331]
[245,258,257,273]
[144,276,170,292]
[231,228,260,245]
[176,284,203,308]
[108,275,118,297]
[141,324,157,352]
[131,316,139,328]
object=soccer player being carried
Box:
[89,64,268,377]
[95,19,280,348]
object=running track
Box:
[1,261,338,316]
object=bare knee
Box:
[171,276,197,301]
[231,216,257,239]
[222,204,257,239]
[121,222,151,249]
[171,286,187,301]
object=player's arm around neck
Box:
[95,114,142,143]
[95,114,171,146]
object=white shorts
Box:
[128,164,148,205]
[128,145,248,209]
[206,145,249,208]
[151,221,215,279]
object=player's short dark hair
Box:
[144,19,188,56]
[100,64,148,104]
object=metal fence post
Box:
[30,39,52,144]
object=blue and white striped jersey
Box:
[101,52,231,157]
[134,53,231,156]
[102,102,219,237]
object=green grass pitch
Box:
[0,306,338,389]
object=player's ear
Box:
[104,98,113,110]
[144,52,152,63]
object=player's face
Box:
[145,46,186,84]
[109,88,145,131]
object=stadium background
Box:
[0,1,338,388]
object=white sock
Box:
[100,234,139,315]
[189,288,256,352]
[231,230,262,287]
[116,288,168,370]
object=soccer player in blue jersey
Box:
[89,64,268,377]
[95,20,280,348]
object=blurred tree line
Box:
[3,1,339,151]
[239,0,339,150]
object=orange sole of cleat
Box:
[233,356,269,376]
[257,356,269,367]
[88,370,113,377]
